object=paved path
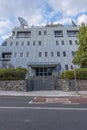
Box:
[0,90,87,97]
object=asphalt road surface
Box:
[0,96,87,130]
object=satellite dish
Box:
[72,20,77,27]
[18,17,28,27]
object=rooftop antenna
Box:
[18,17,28,28]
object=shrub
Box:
[0,67,27,80]
[59,68,87,80]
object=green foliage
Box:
[0,68,27,80]
[59,68,87,80]
[73,23,87,68]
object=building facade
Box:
[0,21,79,77]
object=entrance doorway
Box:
[35,67,52,76]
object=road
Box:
[0,96,87,130]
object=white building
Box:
[0,18,78,77]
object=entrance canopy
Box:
[28,62,60,68]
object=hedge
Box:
[0,67,27,80]
[59,68,87,80]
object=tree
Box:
[72,23,87,68]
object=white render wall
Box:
[0,25,78,71]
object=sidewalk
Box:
[0,90,87,97]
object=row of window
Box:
[16,30,78,38]
[14,51,75,57]
[9,40,78,46]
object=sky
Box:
[0,0,87,44]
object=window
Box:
[16,41,18,46]
[65,64,68,70]
[17,31,31,38]
[27,52,29,57]
[51,52,54,57]
[1,41,7,46]
[38,31,41,35]
[75,40,78,45]
[67,30,78,37]
[36,68,52,76]
[38,41,41,45]
[63,51,66,57]
[20,52,23,57]
[33,41,35,45]
[14,52,17,57]
[44,31,47,35]
[22,41,24,46]
[62,40,64,45]
[57,52,60,57]
[69,40,72,45]
[39,52,42,57]
[45,52,48,57]
[10,42,13,46]
[54,31,63,37]
[56,41,58,45]
[71,51,75,57]
[27,41,30,46]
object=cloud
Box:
[0,19,12,35]
[77,14,87,25]
[47,0,87,17]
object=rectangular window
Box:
[63,51,66,57]
[67,30,78,37]
[27,41,30,46]
[10,42,13,46]
[54,31,63,37]
[44,31,47,35]
[51,52,54,57]
[56,41,58,45]
[71,51,75,57]
[27,52,29,57]
[16,41,18,46]
[20,52,23,57]
[17,31,31,38]
[45,52,48,57]
[69,40,72,45]
[14,52,17,57]
[22,41,24,46]
[38,41,42,45]
[57,52,60,57]
[39,52,42,57]
[75,40,78,45]
[33,41,35,45]
[62,40,64,45]
[65,64,68,70]
[38,31,41,35]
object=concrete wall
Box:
[59,79,87,91]
[0,80,26,91]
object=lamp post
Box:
[71,65,78,93]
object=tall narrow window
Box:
[69,40,72,45]
[20,52,23,57]
[65,64,68,70]
[57,52,60,57]
[39,52,42,57]
[62,40,64,45]
[38,31,41,35]
[16,41,18,46]
[44,31,47,35]
[27,52,29,57]
[56,41,58,45]
[22,41,24,46]
[38,41,41,45]
[63,51,66,57]
[45,52,48,57]
[33,41,35,45]
[51,52,54,57]
[27,41,30,46]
